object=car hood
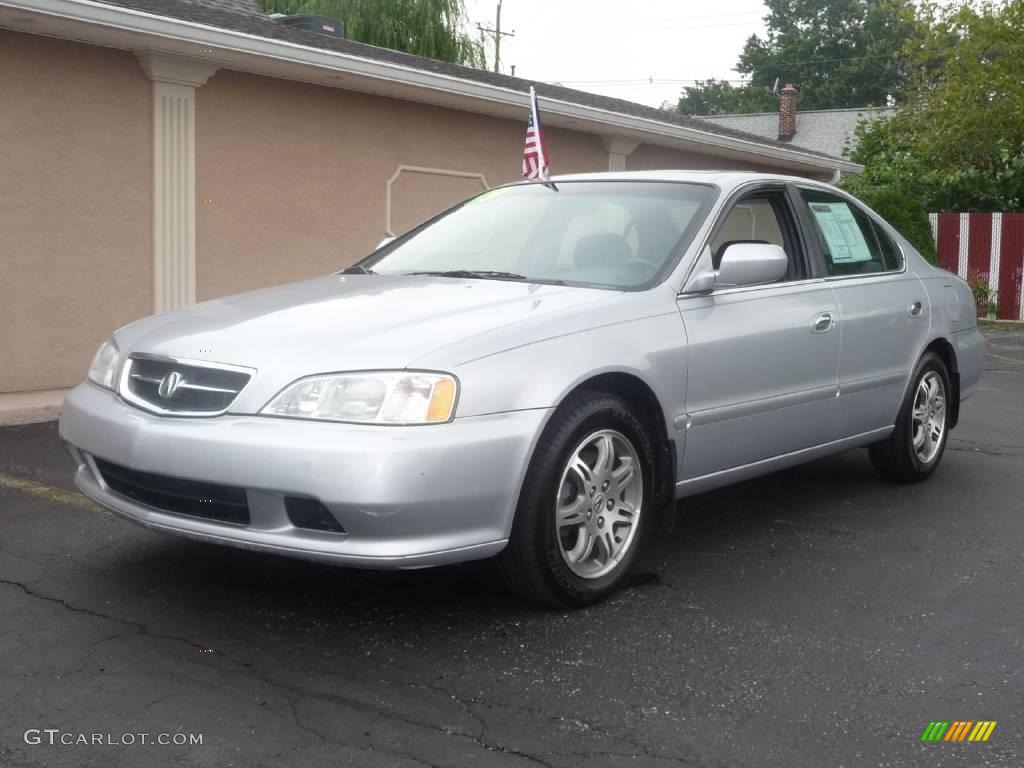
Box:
[114,274,614,404]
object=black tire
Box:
[496,390,655,608]
[869,351,952,483]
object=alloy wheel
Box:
[554,429,643,579]
[911,371,946,464]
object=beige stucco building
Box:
[0,0,857,422]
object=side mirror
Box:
[682,243,788,294]
[376,236,396,250]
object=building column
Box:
[135,51,219,313]
[602,136,640,172]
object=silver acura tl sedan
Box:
[60,171,985,607]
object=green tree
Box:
[257,0,485,67]
[678,0,918,115]
[849,1,1024,216]
[676,79,777,116]
[843,181,937,261]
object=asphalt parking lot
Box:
[2,330,1022,768]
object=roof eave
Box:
[0,0,861,174]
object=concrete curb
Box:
[979,319,1024,330]
[0,389,69,426]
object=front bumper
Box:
[59,383,550,568]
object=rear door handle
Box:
[811,312,834,333]
[908,300,924,318]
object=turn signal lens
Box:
[426,378,457,423]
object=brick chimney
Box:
[778,83,798,141]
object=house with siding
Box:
[0,0,858,421]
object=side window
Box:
[799,189,899,276]
[709,191,802,280]
[871,221,904,271]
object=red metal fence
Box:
[931,212,1024,320]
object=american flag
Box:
[522,86,550,182]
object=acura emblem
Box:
[157,371,185,399]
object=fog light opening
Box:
[285,496,345,533]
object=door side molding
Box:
[685,384,837,428]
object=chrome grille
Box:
[119,355,252,416]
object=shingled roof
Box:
[698,107,896,159]
[94,0,845,162]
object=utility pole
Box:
[477,1,514,73]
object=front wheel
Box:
[496,391,654,607]
[869,351,951,482]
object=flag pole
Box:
[533,88,558,192]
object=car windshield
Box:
[363,181,716,289]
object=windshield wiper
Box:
[407,270,567,286]
[339,265,377,275]
[408,270,528,281]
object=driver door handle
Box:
[811,312,834,334]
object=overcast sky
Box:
[464,0,774,108]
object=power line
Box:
[546,52,900,88]
[620,10,764,24]
[624,19,772,31]
[557,18,769,34]
[758,52,898,68]
[549,78,751,86]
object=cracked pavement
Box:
[1,330,1022,767]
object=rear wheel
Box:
[869,351,951,483]
[496,391,654,607]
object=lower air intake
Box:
[94,458,251,526]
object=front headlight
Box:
[261,371,458,425]
[87,340,121,390]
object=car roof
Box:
[544,170,834,192]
